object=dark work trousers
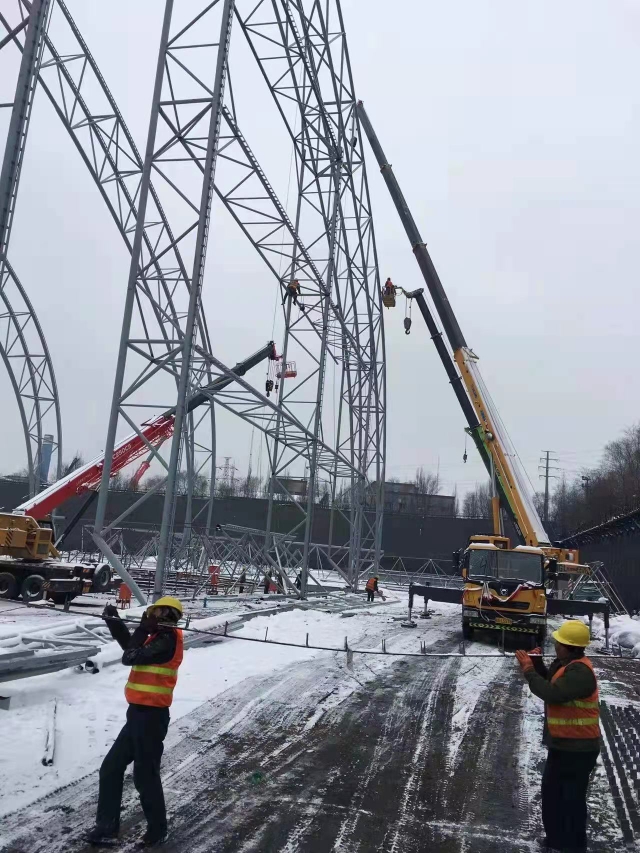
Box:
[541,748,599,851]
[96,704,170,836]
[367,590,375,602]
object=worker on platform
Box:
[515,620,599,853]
[283,278,301,306]
[365,575,380,603]
[87,597,184,849]
[383,277,395,297]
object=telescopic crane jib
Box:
[357,101,596,642]
[356,100,551,551]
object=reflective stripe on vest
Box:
[125,629,183,708]
[366,578,376,591]
[546,656,600,740]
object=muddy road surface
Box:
[0,621,628,853]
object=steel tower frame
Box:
[0,0,385,597]
[1,0,220,540]
[236,0,385,591]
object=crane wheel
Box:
[0,571,18,600]
[21,574,45,602]
[91,565,111,593]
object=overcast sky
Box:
[1,0,638,501]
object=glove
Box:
[139,610,159,634]
[515,649,535,673]
[102,604,120,621]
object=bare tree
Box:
[240,474,262,498]
[414,466,440,495]
[462,482,492,518]
[546,422,640,537]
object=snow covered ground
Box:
[0,594,405,817]
[0,595,639,852]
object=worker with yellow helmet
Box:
[88,596,184,849]
[516,620,600,853]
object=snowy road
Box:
[0,604,632,852]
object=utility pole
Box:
[538,451,560,526]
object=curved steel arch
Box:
[0,1,62,493]
[0,259,63,493]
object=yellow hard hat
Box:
[552,620,590,648]
[149,596,183,617]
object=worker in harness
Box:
[87,597,184,849]
[365,575,380,603]
[381,277,397,308]
[515,620,599,853]
[283,278,301,306]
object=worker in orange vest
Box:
[516,620,599,853]
[365,575,380,603]
[283,278,301,306]
[87,596,184,849]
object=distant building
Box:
[383,482,455,517]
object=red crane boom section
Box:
[16,415,176,520]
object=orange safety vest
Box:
[366,577,377,592]
[125,629,184,708]
[547,656,600,740]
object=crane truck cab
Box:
[460,536,547,645]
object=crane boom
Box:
[357,100,549,547]
[16,342,276,521]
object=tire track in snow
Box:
[384,658,456,853]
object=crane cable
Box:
[7,600,630,662]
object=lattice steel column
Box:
[92,0,235,598]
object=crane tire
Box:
[91,565,111,593]
[0,571,18,600]
[21,574,45,602]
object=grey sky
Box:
[1,0,638,502]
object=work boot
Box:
[86,826,119,847]
[140,827,168,848]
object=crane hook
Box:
[404,316,412,335]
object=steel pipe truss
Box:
[0,0,385,597]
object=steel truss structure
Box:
[0,0,386,597]
[74,521,353,601]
